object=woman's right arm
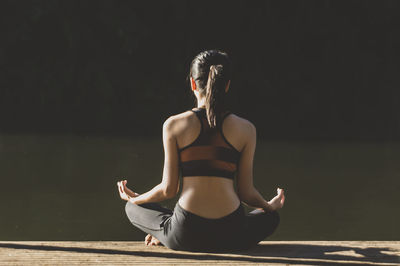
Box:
[236,121,285,212]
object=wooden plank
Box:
[0,241,399,265]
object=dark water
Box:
[0,134,399,240]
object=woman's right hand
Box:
[266,188,285,211]
[117,180,140,201]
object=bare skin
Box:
[145,233,161,246]
[117,180,162,246]
[117,78,286,246]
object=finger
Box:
[120,183,126,193]
[118,183,124,194]
[119,186,127,198]
[145,234,151,244]
[145,235,152,246]
[278,188,284,197]
[280,189,285,198]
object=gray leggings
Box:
[125,201,280,252]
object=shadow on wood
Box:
[238,242,399,264]
[0,241,398,265]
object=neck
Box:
[196,97,206,108]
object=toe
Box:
[145,234,152,245]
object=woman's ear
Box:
[190,77,197,91]
[225,80,231,93]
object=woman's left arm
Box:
[126,116,180,205]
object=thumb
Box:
[281,193,286,205]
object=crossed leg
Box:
[125,202,173,247]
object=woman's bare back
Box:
[171,109,253,218]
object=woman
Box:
[117,50,285,252]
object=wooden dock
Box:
[0,241,399,265]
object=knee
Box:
[259,210,280,237]
[254,211,280,243]
[124,200,132,213]
[125,201,139,222]
[268,210,280,229]
[271,210,280,223]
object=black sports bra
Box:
[178,107,241,180]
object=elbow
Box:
[237,187,255,202]
[162,185,178,199]
[237,190,249,202]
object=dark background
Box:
[0,0,399,241]
[1,0,399,140]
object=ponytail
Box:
[205,64,227,128]
[189,50,231,128]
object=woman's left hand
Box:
[266,188,285,211]
[117,180,139,201]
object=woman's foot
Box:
[145,234,162,246]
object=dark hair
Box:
[189,50,231,128]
